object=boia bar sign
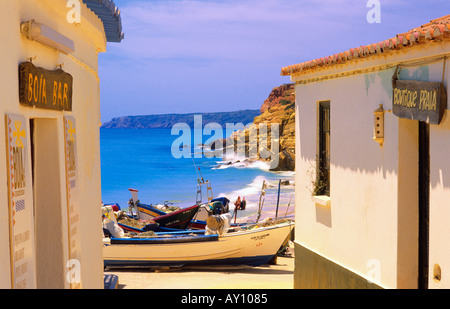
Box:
[393,80,446,125]
[19,62,73,111]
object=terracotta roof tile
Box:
[281,14,450,76]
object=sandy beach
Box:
[104,243,294,289]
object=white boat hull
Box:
[103,220,293,267]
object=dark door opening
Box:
[418,121,430,289]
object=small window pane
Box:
[318,101,330,196]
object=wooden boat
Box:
[136,202,200,230]
[124,172,232,231]
[103,218,294,268]
[127,189,201,230]
[102,203,160,232]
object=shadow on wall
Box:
[430,111,450,190]
[298,65,450,191]
[298,73,397,177]
[315,204,332,227]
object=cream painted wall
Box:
[0,0,106,288]
[295,72,400,289]
[293,42,450,289]
[428,56,450,289]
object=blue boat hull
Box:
[104,255,274,268]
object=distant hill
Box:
[101,109,261,129]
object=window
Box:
[318,101,330,196]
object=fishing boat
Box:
[137,203,200,230]
[103,217,294,268]
[128,187,233,231]
[128,189,201,230]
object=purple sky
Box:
[98,0,449,122]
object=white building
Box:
[0,0,123,289]
[282,15,449,289]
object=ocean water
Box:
[100,128,295,222]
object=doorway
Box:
[29,119,65,288]
[418,121,430,289]
[397,119,430,289]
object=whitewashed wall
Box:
[293,43,450,288]
[0,0,106,288]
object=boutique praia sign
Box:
[393,80,446,125]
[5,114,37,289]
[64,116,82,288]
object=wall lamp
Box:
[20,20,75,55]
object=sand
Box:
[104,244,295,289]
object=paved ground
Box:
[104,245,295,289]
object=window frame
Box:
[317,100,330,197]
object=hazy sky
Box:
[98,0,449,122]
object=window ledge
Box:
[312,195,331,207]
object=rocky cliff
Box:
[212,84,295,171]
[255,83,295,171]
[260,83,295,114]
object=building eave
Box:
[281,14,450,77]
[82,0,124,43]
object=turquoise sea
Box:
[100,128,295,222]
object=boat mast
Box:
[193,157,213,205]
[284,193,294,218]
[275,179,281,219]
[256,181,267,223]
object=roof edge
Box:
[82,0,124,43]
[281,15,450,77]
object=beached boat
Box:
[128,188,234,230]
[102,218,294,268]
[137,202,201,230]
[103,201,200,231]
[127,189,201,230]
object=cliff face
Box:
[216,84,295,171]
[260,83,295,114]
[254,84,295,171]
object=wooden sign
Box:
[5,114,37,289]
[19,62,73,111]
[63,116,82,289]
[393,80,446,125]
